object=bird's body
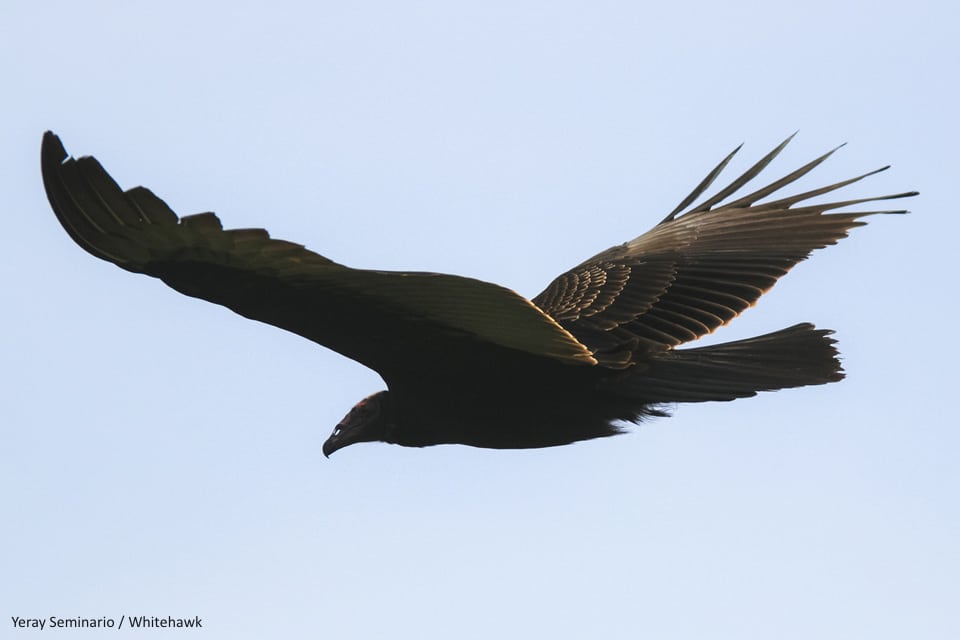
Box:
[41,132,915,456]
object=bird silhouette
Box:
[41,132,915,456]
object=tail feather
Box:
[610,323,844,404]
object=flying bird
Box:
[41,132,915,457]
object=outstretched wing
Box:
[42,132,596,382]
[533,135,917,368]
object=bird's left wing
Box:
[532,136,917,368]
[41,132,596,377]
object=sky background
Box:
[2,1,957,638]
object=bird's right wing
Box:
[533,136,917,367]
[42,132,596,380]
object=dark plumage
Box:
[41,132,915,456]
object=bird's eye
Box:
[333,427,342,437]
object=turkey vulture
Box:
[41,132,915,456]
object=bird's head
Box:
[323,391,393,457]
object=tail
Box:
[610,323,844,404]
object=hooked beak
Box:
[322,417,358,459]
[322,425,344,458]
[323,392,388,458]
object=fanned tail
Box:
[609,324,843,404]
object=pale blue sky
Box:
[2,2,957,638]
